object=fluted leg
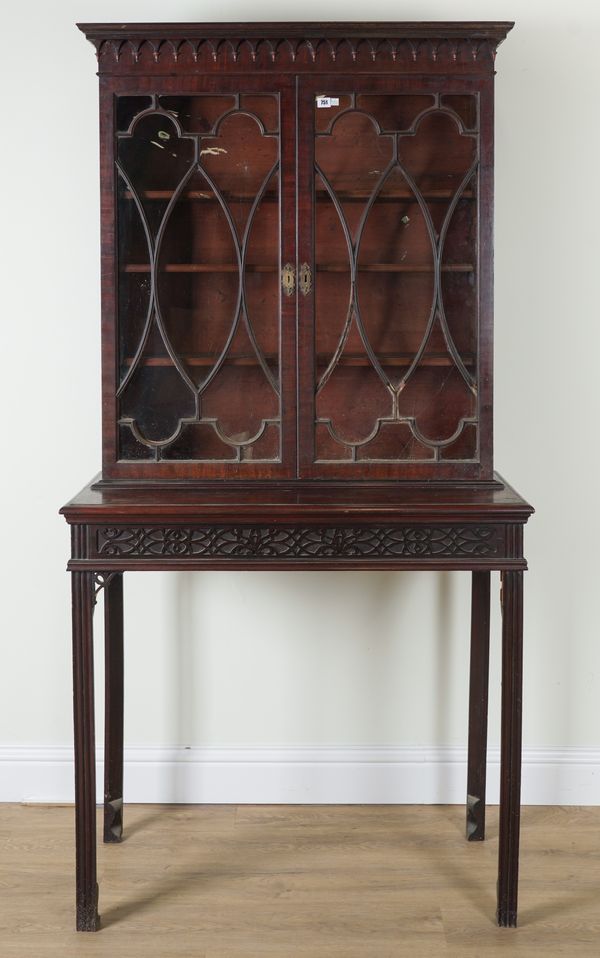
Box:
[71,571,99,932]
[466,571,491,841]
[104,573,124,843]
[497,571,524,928]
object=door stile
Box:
[278,80,298,476]
[99,77,119,477]
[477,76,494,479]
[296,80,317,475]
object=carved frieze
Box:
[94,525,501,560]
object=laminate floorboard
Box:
[0,804,599,956]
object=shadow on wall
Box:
[158,569,468,776]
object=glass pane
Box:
[116,94,281,463]
[313,91,479,464]
[116,96,153,133]
[357,94,434,131]
[441,94,478,131]
[158,95,236,133]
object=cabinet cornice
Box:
[78,21,513,75]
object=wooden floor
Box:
[0,804,599,956]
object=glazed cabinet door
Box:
[297,76,492,480]
[104,78,296,479]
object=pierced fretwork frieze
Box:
[93,524,502,560]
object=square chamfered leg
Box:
[103,573,124,843]
[71,570,99,932]
[497,570,524,928]
[466,571,491,841]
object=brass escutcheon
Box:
[299,262,312,296]
[281,263,295,296]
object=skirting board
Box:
[1,745,599,805]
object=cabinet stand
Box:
[63,473,532,930]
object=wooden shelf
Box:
[317,263,474,273]
[123,190,260,202]
[124,352,474,368]
[318,188,474,202]
[123,263,474,274]
[122,188,474,203]
[123,264,274,273]
[316,352,476,368]
[124,354,277,367]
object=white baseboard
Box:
[1,745,599,805]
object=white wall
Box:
[1,2,599,802]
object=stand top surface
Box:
[61,473,533,525]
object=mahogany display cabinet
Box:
[61,21,533,932]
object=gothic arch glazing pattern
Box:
[313,92,479,463]
[116,93,281,463]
